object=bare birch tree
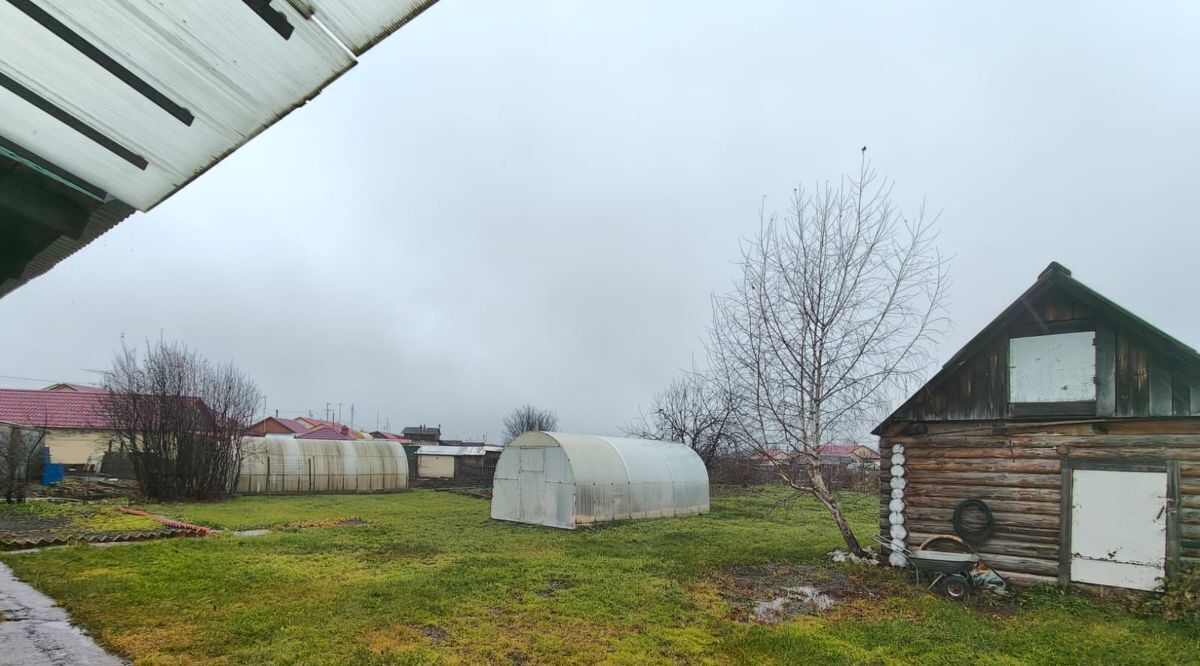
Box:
[709,155,947,556]
[102,340,261,501]
[502,404,559,444]
[623,371,740,468]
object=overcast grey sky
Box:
[2,1,1198,441]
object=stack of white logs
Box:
[888,444,907,566]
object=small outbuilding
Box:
[875,263,1200,590]
[491,432,710,529]
[415,445,488,480]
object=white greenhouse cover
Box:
[491,432,710,529]
[0,0,436,210]
[237,436,409,494]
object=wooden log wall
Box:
[879,423,1200,586]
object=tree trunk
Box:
[805,463,866,557]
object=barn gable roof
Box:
[873,262,1200,434]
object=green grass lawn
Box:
[1,488,1196,664]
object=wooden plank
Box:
[1102,420,1200,435]
[909,496,1060,516]
[1116,333,1150,417]
[901,419,1200,437]
[906,532,1059,559]
[903,446,1060,459]
[1066,447,1200,462]
[1095,324,1116,416]
[904,519,1061,545]
[1173,374,1192,417]
[903,470,1062,489]
[886,433,1197,449]
[973,553,1059,577]
[905,458,1061,474]
[1010,401,1097,418]
[904,483,1061,503]
[1003,571,1060,588]
[1149,354,1173,417]
[904,506,1059,530]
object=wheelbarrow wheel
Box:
[934,574,971,601]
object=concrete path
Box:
[0,562,123,665]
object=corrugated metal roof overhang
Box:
[0,0,438,298]
[0,0,438,212]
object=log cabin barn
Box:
[874,262,1200,590]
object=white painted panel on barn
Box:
[1009,331,1096,402]
[1070,469,1166,591]
[419,454,455,479]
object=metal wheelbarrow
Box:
[873,535,988,600]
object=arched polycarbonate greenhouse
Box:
[236,437,409,494]
[491,432,709,529]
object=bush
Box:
[1129,566,1200,623]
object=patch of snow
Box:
[828,549,879,566]
[753,586,837,623]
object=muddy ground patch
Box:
[712,563,894,624]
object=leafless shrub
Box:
[0,423,45,501]
[101,340,261,501]
[502,404,559,444]
[624,371,740,468]
[708,154,947,556]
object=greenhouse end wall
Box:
[236,437,409,494]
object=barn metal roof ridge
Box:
[872,261,1200,434]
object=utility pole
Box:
[350,404,355,431]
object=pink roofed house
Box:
[0,388,114,470]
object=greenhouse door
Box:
[519,447,546,523]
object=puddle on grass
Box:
[536,579,572,598]
[419,625,446,642]
[231,529,272,537]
